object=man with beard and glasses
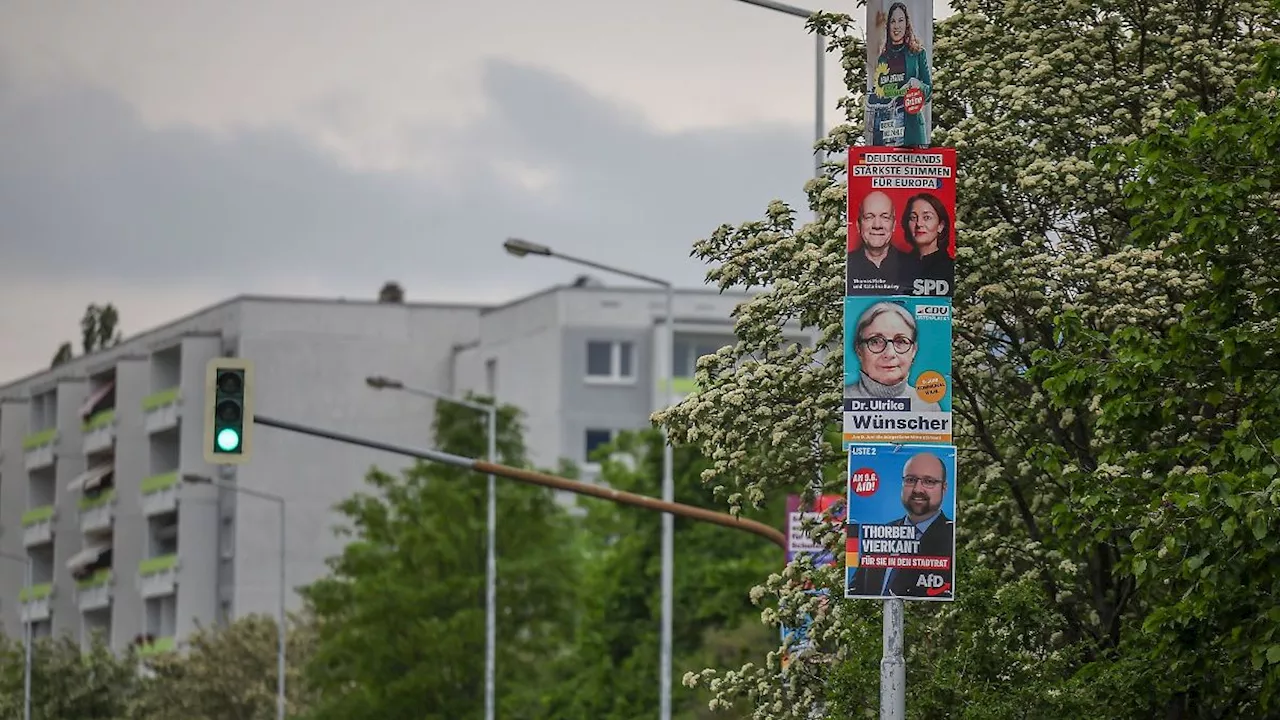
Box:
[849,451,954,598]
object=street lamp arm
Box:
[550,251,673,288]
[253,414,786,549]
[182,474,283,505]
[733,0,818,19]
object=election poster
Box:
[785,493,846,565]
[864,0,934,147]
[846,146,956,297]
[843,296,952,445]
[780,494,844,671]
[844,444,956,601]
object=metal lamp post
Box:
[731,0,826,180]
[502,237,676,720]
[182,475,286,720]
[365,375,498,720]
[1,551,32,720]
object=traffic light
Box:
[203,357,254,464]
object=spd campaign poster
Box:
[844,444,956,601]
[846,147,956,297]
[864,0,934,147]
[843,296,952,445]
[780,494,844,671]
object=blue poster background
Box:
[843,295,952,411]
[845,443,957,601]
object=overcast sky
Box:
[0,0,948,383]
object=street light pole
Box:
[731,0,825,179]
[181,475,286,720]
[365,376,498,720]
[502,237,676,720]
[1,551,32,720]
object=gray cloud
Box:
[0,58,814,295]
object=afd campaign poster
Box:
[844,444,956,601]
[846,147,956,297]
[864,0,933,147]
[843,296,952,445]
[780,494,844,671]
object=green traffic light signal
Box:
[204,358,254,465]
[216,428,241,452]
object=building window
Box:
[584,429,615,463]
[586,341,635,382]
[484,358,497,396]
[673,338,731,378]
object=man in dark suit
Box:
[846,190,920,295]
[849,451,954,598]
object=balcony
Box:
[19,583,52,623]
[138,554,178,599]
[76,569,112,612]
[81,409,116,455]
[135,635,176,658]
[22,429,56,471]
[140,472,178,516]
[78,489,116,535]
[142,388,181,434]
[21,506,55,547]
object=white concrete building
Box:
[0,282,790,656]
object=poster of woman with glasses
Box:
[865,0,933,147]
[844,444,956,600]
[843,296,951,445]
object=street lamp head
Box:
[365,375,405,390]
[503,237,553,258]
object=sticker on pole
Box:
[844,444,956,602]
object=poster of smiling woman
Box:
[864,0,934,147]
[843,296,952,445]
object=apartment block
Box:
[0,296,481,654]
[0,281,800,653]
[451,281,810,473]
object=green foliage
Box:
[1031,47,1280,712]
[654,1,1280,718]
[0,633,139,719]
[536,429,786,720]
[127,614,318,720]
[300,396,580,720]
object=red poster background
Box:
[847,146,957,259]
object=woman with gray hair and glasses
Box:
[845,301,942,411]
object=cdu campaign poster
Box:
[846,147,957,298]
[780,494,844,671]
[843,296,952,446]
[844,444,956,601]
[864,0,934,147]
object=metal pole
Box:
[815,31,825,179]
[22,558,31,720]
[659,285,675,720]
[1,551,32,720]
[485,406,497,720]
[179,476,285,718]
[277,500,287,720]
[363,377,500,719]
[880,599,905,720]
[497,242,678,720]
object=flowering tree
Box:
[656,1,1280,717]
